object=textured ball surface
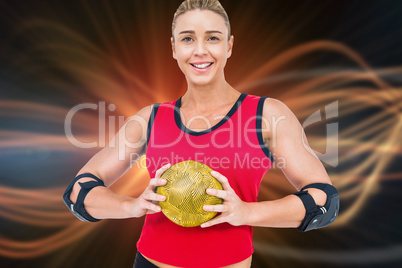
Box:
[156,160,223,227]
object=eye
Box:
[182,36,194,43]
[208,36,220,42]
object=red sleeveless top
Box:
[137,93,274,267]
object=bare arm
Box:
[67,105,168,220]
[245,98,331,227]
[202,98,332,228]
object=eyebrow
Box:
[178,30,224,35]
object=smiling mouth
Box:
[190,63,213,69]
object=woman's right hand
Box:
[130,163,171,218]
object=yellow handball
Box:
[156,160,223,227]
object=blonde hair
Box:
[172,0,231,41]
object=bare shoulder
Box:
[124,104,156,129]
[128,104,155,123]
[262,97,295,118]
[116,104,156,143]
[261,98,300,131]
[260,97,302,142]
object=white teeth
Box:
[192,63,212,69]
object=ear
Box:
[171,37,177,60]
[227,35,234,59]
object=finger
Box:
[206,188,228,199]
[203,204,227,212]
[143,200,162,213]
[210,170,232,190]
[155,163,171,178]
[201,216,226,228]
[146,209,161,215]
[142,192,166,202]
[148,178,167,189]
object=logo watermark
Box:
[302,101,338,167]
[64,100,339,168]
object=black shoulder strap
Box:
[146,103,160,146]
[256,96,275,162]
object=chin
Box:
[185,75,215,86]
[188,78,215,87]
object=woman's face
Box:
[172,10,233,87]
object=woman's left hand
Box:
[201,170,250,228]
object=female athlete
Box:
[63,1,339,267]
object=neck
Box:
[182,77,240,111]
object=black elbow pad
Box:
[293,183,339,232]
[63,173,105,222]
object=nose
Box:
[193,40,207,56]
